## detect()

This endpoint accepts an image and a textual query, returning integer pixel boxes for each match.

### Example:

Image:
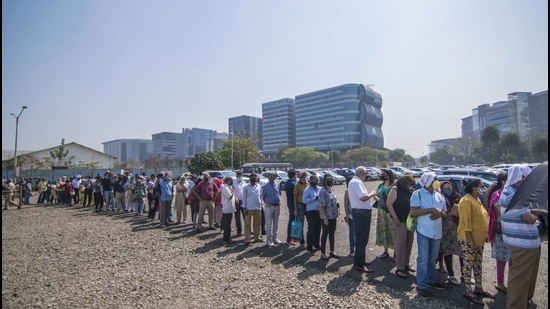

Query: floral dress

[375,183,395,249]
[490,190,512,262]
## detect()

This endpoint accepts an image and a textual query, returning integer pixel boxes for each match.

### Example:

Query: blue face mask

[443,188,453,197]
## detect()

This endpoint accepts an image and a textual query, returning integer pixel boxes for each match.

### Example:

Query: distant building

[176,128,228,160]
[294,83,384,152]
[461,90,548,138]
[261,98,296,158]
[103,139,152,164]
[428,138,459,153]
[152,132,178,158]
[228,115,263,149]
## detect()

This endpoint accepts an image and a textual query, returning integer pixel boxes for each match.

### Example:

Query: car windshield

[220,171,236,178]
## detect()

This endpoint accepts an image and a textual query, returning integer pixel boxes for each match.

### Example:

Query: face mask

[250,179,256,184]
[237,177,243,182]
[380,175,388,181]
[310,181,318,187]
[442,188,453,197]
[432,180,440,190]
[325,180,334,186]
[228,181,234,186]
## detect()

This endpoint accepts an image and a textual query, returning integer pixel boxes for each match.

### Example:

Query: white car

[261,170,289,190]
[321,171,346,185]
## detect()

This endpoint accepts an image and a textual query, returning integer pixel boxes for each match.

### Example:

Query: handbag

[406,212,417,232]
[290,218,303,240]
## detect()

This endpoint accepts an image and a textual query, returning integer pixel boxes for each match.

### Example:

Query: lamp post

[230,131,234,170]
[10,106,28,178]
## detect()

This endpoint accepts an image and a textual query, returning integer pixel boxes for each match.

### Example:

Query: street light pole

[230,131,234,170]
[10,106,28,178]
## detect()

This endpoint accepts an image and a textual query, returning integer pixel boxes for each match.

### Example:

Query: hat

[419,172,437,187]
[76,175,82,179]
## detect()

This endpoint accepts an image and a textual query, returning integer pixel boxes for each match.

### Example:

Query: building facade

[294,84,384,152]
[228,115,263,149]
[152,132,178,158]
[261,98,296,157]
[103,139,152,164]
[461,90,548,138]
[176,128,228,160]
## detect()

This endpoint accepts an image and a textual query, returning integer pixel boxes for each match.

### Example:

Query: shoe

[287,240,296,246]
[329,252,340,259]
[463,293,484,305]
[495,285,507,294]
[266,241,274,247]
[244,241,251,246]
[182,221,187,224]
[474,290,495,299]
[349,252,355,257]
[300,244,306,249]
[208,226,216,230]
[237,232,243,236]
[224,240,235,245]
[379,252,389,259]
[395,269,407,279]
[273,239,282,245]
[306,250,315,256]
[448,276,461,286]
[354,266,373,273]
[168,220,175,223]
[321,254,329,260]
[405,265,416,273]
[176,221,181,224]
[159,225,166,228]
[438,266,447,273]
[427,282,446,290]
[417,289,431,298]
[213,223,220,228]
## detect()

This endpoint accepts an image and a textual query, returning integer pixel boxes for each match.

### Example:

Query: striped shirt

[499,185,540,249]
[293,181,308,204]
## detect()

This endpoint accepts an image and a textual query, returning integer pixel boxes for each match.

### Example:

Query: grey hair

[355,166,367,175]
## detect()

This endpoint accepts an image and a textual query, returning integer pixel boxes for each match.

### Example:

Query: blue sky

[2,0,548,158]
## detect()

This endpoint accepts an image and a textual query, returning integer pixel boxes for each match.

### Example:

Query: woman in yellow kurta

[458,178,494,305]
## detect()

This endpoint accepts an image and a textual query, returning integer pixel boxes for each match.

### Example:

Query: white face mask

[237,177,243,182]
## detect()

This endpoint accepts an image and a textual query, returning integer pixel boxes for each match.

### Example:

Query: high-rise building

[152,132,178,158]
[461,90,548,138]
[176,128,228,160]
[261,98,296,157]
[228,115,263,149]
[294,84,383,152]
[103,139,152,164]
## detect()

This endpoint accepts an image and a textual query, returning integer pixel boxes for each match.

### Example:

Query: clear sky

[2,0,548,158]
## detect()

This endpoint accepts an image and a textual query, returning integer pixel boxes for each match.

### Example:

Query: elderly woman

[500,164,542,309]
[386,175,416,279]
[458,178,493,305]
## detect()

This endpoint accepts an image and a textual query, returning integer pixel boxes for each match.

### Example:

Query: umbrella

[505,161,548,213]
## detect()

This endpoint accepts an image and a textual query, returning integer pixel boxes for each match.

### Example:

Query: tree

[216,137,259,170]
[500,132,528,163]
[187,152,224,174]
[341,147,387,167]
[430,147,454,165]
[281,147,328,168]
[388,148,406,163]
[50,139,73,165]
[531,136,548,162]
[143,156,161,169]
[451,136,479,165]
[418,155,430,167]
[479,126,501,165]
[402,154,416,167]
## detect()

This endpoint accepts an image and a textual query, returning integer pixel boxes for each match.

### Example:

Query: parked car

[261,170,289,190]
[434,168,499,182]
[434,175,493,207]
[321,171,346,185]
[334,168,355,178]
[388,166,418,177]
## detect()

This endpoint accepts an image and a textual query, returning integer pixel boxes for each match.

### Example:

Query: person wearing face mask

[221,177,236,244]
[303,175,322,255]
[158,173,174,228]
[438,181,464,286]
[375,169,396,261]
[410,172,447,298]
[233,171,246,236]
[174,176,189,224]
[458,178,493,304]
[319,174,340,260]
[293,172,309,248]
[242,173,263,245]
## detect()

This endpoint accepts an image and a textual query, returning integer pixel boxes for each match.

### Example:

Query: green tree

[479,126,501,165]
[50,138,73,165]
[281,147,328,168]
[500,132,528,163]
[216,137,259,170]
[430,147,454,165]
[341,147,387,167]
[418,155,430,167]
[187,152,224,174]
[531,136,548,162]
[402,154,416,167]
[388,148,406,163]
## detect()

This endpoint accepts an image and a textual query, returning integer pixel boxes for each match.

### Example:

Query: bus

[240,162,294,174]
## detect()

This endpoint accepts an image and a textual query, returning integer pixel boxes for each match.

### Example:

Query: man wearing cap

[410,172,447,298]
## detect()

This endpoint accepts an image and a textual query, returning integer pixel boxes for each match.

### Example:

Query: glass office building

[261,98,296,157]
[228,115,263,149]
[103,139,152,163]
[294,84,384,152]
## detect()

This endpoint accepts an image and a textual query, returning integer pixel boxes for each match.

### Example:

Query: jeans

[104,190,114,210]
[353,209,372,267]
[286,205,296,242]
[416,231,442,290]
[348,217,356,254]
[135,199,144,214]
[296,203,307,244]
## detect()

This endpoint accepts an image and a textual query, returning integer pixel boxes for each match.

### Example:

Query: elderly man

[243,173,263,245]
[193,172,218,232]
[262,172,281,247]
[410,172,447,298]
[348,166,378,273]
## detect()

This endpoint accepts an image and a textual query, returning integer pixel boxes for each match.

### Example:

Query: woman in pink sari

[486,172,511,294]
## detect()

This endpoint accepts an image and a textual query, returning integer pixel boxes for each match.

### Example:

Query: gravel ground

[2,187,547,309]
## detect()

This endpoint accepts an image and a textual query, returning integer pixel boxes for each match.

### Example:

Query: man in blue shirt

[261,172,281,247]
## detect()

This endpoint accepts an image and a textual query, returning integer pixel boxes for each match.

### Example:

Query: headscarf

[419,172,437,188]
[505,164,531,187]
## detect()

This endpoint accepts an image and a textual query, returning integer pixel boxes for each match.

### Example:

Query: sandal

[463,293,484,305]
[395,269,408,279]
[379,252,389,259]
[405,265,416,272]
[474,290,496,299]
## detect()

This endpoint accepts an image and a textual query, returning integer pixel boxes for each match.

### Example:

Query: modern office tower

[461,90,548,138]
[428,138,459,154]
[152,132,178,158]
[261,98,296,158]
[103,139,153,164]
[294,83,384,152]
[176,128,228,160]
[228,115,263,149]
